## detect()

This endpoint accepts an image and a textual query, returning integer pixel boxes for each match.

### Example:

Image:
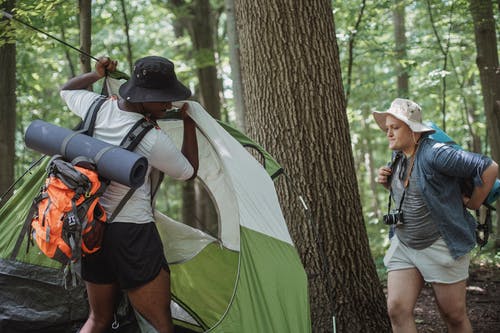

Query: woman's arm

[180,103,199,180]
[60,57,116,91]
[465,161,498,209]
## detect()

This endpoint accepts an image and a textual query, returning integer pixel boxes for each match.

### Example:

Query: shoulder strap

[119,118,156,150]
[80,96,107,136]
[107,118,156,223]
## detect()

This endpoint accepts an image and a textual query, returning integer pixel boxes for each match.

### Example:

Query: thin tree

[235,0,390,331]
[119,0,133,74]
[167,0,221,119]
[469,0,500,248]
[426,0,454,132]
[0,0,16,203]
[344,0,366,106]
[393,0,408,98]
[78,0,92,76]
[225,0,245,130]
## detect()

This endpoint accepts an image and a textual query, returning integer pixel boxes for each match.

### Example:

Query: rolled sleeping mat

[25,120,148,189]
[426,121,500,205]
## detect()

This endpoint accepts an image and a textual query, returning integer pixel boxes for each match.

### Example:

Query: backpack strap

[119,118,156,150]
[80,96,107,136]
[10,203,37,260]
[107,118,157,223]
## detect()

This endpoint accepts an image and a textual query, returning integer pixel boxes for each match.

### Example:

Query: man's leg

[432,280,472,333]
[387,268,425,333]
[80,282,119,333]
[127,269,174,333]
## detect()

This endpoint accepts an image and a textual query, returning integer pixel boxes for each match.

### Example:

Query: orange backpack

[29,157,107,265]
[13,96,156,286]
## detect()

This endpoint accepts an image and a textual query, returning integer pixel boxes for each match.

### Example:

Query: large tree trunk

[0,0,16,203]
[469,0,500,249]
[235,0,390,332]
[393,0,409,97]
[79,0,92,75]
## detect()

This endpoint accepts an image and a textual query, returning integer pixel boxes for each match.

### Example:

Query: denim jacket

[409,136,493,259]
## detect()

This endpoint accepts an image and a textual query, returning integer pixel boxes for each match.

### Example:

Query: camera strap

[387,152,416,216]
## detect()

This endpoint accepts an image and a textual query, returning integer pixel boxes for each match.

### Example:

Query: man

[60,56,198,333]
[373,98,498,333]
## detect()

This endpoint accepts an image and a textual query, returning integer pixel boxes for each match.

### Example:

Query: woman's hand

[95,57,118,78]
[179,103,190,120]
[377,166,392,189]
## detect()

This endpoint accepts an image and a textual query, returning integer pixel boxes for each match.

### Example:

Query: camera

[383,209,404,225]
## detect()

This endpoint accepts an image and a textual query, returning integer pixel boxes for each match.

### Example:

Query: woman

[60,56,198,333]
[373,98,498,333]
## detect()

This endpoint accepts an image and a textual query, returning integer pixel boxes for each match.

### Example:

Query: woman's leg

[386,268,425,333]
[127,269,174,333]
[80,281,119,333]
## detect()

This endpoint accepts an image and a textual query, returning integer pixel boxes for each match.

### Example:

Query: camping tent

[0,101,311,332]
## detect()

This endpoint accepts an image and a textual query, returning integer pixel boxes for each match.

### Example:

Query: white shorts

[384,235,470,284]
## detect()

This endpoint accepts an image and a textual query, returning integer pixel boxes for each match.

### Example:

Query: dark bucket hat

[119,56,191,103]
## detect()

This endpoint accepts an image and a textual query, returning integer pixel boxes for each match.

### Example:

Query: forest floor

[405,263,500,333]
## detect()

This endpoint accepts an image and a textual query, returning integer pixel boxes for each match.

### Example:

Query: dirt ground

[412,264,500,333]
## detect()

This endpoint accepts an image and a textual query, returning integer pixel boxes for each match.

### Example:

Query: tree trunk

[168,0,222,232]
[0,0,16,203]
[225,0,246,130]
[469,0,500,249]
[235,0,390,332]
[79,0,92,75]
[393,0,409,97]
[190,0,221,119]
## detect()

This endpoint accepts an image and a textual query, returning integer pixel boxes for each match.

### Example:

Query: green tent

[0,100,311,332]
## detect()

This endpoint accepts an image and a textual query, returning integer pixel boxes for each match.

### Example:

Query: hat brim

[372,111,435,134]
[119,80,191,103]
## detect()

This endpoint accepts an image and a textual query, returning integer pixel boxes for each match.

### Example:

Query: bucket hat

[119,56,191,103]
[372,98,435,133]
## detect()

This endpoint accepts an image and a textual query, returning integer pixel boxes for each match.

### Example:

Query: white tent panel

[175,101,293,246]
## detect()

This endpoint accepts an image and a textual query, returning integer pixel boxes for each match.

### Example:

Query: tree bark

[469,0,500,249]
[235,0,390,331]
[393,0,409,98]
[79,0,92,75]
[0,0,16,203]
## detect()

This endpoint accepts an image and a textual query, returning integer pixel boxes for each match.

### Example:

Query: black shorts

[82,222,169,290]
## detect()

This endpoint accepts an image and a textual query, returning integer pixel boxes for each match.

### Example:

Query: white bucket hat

[372,98,435,133]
